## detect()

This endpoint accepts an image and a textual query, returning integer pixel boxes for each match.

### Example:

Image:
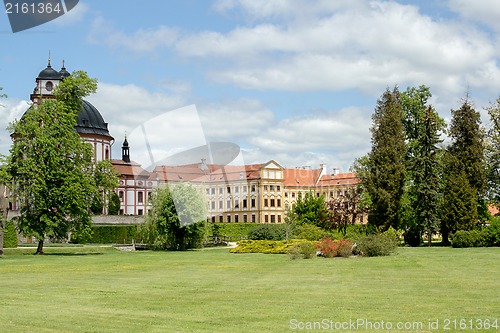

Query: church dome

[37,63,61,80]
[75,100,113,139]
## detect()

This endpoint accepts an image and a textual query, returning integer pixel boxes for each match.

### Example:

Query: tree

[412,106,445,246]
[290,191,329,228]
[108,192,121,215]
[363,87,406,231]
[400,86,445,246]
[441,99,486,243]
[7,71,99,254]
[485,97,500,204]
[140,183,208,251]
[326,187,365,237]
[92,160,119,215]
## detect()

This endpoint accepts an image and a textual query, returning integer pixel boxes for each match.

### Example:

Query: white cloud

[448,0,500,31]
[51,1,88,26]
[0,99,30,156]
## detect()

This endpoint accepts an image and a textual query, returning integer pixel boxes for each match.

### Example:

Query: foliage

[290,191,329,227]
[326,187,366,236]
[230,239,314,254]
[108,192,121,215]
[485,97,500,203]
[487,217,500,246]
[442,100,487,244]
[7,71,99,254]
[139,183,208,250]
[293,224,336,241]
[287,241,317,259]
[209,223,258,238]
[3,219,18,248]
[343,224,369,243]
[71,225,138,244]
[451,229,489,248]
[358,233,398,257]
[93,160,120,215]
[247,223,286,241]
[316,238,353,258]
[441,154,479,244]
[401,86,445,246]
[362,87,406,231]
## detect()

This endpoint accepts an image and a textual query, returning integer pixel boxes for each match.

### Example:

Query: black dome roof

[37,63,61,80]
[75,100,113,139]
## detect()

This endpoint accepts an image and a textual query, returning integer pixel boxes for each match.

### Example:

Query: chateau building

[15,60,362,223]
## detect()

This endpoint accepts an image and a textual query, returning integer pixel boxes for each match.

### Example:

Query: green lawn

[0,246,499,333]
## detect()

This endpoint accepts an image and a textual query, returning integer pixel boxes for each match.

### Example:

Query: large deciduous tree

[485,97,500,205]
[363,87,406,231]
[140,183,208,251]
[7,71,100,254]
[326,187,365,237]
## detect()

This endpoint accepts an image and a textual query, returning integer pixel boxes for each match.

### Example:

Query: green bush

[210,223,258,238]
[287,242,317,259]
[247,224,286,241]
[344,224,368,243]
[3,219,18,248]
[451,229,489,248]
[487,218,500,246]
[230,239,314,254]
[72,225,138,244]
[293,224,335,241]
[358,234,398,257]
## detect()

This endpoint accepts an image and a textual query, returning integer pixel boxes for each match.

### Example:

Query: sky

[1,0,500,173]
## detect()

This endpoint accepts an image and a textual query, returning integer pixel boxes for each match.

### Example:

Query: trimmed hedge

[72,225,138,244]
[247,224,287,241]
[210,223,258,238]
[3,219,18,248]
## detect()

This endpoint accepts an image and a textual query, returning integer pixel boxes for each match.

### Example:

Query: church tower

[122,137,130,163]
[30,57,64,104]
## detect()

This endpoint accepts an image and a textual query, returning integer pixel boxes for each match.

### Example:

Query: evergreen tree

[7,71,99,254]
[442,100,486,243]
[400,86,445,246]
[364,87,406,231]
[413,106,445,246]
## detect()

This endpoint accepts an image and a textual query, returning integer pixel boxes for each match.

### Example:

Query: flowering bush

[315,238,353,258]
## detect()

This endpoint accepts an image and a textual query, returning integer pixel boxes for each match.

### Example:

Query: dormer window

[45,81,53,92]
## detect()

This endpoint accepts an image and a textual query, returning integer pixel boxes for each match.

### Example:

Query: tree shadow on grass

[42,252,105,256]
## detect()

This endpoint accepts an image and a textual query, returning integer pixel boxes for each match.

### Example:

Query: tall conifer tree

[441,100,486,243]
[365,87,406,231]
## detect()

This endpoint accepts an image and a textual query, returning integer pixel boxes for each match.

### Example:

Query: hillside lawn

[0,246,499,333]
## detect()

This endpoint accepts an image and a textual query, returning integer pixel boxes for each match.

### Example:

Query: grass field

[0,246,499,333]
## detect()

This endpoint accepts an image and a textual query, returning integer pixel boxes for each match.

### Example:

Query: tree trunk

[35,239,44,255]
[427,232,432,247]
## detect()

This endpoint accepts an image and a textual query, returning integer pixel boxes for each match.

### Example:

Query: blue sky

[1,0,500,172]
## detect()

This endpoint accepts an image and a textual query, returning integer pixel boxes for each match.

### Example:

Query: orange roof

[111,159,149,179]
[283,168,322,187]
[488,204,499,216]
[149,163,264,183]
[318,172,360,186]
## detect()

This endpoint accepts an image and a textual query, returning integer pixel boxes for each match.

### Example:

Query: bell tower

[30,54,66,104]
[122,136,130,163]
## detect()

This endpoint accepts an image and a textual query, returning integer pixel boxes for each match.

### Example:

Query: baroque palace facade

[16,60,361,224]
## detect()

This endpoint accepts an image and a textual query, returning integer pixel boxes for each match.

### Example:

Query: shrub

[293,224,334,241]
[72,225,138,244]
[358,234,398,257]
[451,229,489,248]
[316,238,353,258]
[487,218,500,246]
[344,224,368,243]
[247,224,286,241]
[210,223,258,238]
[287,241,317,260]
[230,239,314,254]
[3,219,18,248]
